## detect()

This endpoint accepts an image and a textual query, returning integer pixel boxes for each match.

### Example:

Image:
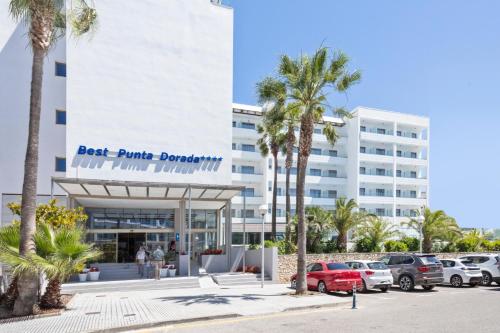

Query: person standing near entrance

[152,246,165,280]
[136,246,146,277]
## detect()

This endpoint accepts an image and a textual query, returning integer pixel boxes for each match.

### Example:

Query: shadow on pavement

[388,286,438,293]
[154,293,286,305]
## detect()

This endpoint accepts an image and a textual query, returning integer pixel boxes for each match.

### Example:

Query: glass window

[306,263,315,272]
[242,209,254,218]
[418,255,440,264]
[309,189,321,198]
[367,262,388,270]
[328,150,338,157]
[55,157,66,172]
[241,188,255,197]
[232,143,237,150]
[276,188,282,196]
[232,121,236,127]
[411,152,417,158]
[376,148,386,155]
[375,208,385,216]
[396,169,402,177]
[410,191,417,198]
[359,188,365,196]
[326,263,350,270]
[411,132,417,139]
[313,128,322,134]
[396,190,401,197]
[376,189,385,196]
[388,256,402,265]
[309,168,321,176]
[241,166,255,174]
[410,171,417,178]
[241,122,255,129]
[376,168,385,176]
[289,188,296,196]
[242,144,255,152]
[397,130,402,136]
[293,147,298,153]
[360,126,366,132]
[290,167,297,175]
[55,110,66,125]
[232,165,236,172]
[397,150,402,157]
[401,256,414,264]
[396,208,401,216]
[311,263,323,271]
[327,190,337,198]
[359,167,366,175]
[311,148,322,155]
[377,128,386,134]
[328,170,338,177]
[88,233,116,263]
[360,146,366,153]
[55,62,66,77]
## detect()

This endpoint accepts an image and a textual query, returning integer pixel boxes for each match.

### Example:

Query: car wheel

[290,279,297,289]
[317,281,327,294]
[422,285,435,291]
[450,275,463,288]
[399,275,415,292]
[358,280,367,293]
[380,286,389,293]
[481,271,492,286]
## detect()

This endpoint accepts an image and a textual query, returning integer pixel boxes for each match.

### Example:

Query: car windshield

[327,263,349,270]
[418,255,440,264]
[367,262,387,270]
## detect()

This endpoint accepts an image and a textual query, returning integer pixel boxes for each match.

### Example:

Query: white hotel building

[0,0,428,266]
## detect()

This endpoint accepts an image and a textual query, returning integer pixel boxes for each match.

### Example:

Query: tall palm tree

[262,47,360,295]
[0,224,101,309]
[332,197,367,252]
[404,207,461,253]
[355,216,400,252]
[7,0,97,315]
[257,108,286,241]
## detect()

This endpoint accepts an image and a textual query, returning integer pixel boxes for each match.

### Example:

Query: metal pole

[352,284,357,309]
[261,212,265,288]
[188,186,192,277]
[419,223,423,254]
[50,179,54,200]
[243,188,246,273]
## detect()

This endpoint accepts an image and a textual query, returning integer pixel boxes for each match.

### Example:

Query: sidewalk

[0,283,350,333]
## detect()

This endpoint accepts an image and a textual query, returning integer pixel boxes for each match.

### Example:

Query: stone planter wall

[277,252,499,283]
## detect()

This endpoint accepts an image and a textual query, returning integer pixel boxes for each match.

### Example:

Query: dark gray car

[379,254,444,291]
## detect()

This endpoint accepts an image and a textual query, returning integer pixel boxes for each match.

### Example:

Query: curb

[283,300,351,312]
[88,314,241,333]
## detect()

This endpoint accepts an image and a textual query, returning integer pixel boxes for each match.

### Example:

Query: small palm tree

[404,207,461,253]
[262,47,360,295]
[304,206,333,252]
[355,216,400,252]
[8,0,98,315]
[257,108,286,241]
[332,197,368,252]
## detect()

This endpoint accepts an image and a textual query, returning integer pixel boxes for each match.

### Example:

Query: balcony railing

[361,127,394,135]
[360,190,393,197]
[360,148,394,156]
[360,169,394,177]
[361,209,393,217]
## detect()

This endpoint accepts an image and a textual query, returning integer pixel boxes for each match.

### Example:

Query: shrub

[323,240,337,253]
[455,238,479,252]
[401,237,419,252]
[384,240,408,252]
[248,243,260,250]
[355,237,375,253]
[441,242,458,253]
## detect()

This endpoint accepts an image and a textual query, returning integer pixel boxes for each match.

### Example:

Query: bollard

[351,283,357,309]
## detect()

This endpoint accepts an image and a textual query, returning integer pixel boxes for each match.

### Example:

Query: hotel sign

[77,145,223,164]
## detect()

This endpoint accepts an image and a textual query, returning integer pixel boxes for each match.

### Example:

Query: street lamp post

[417,214,425,253]
[259,204,268,289]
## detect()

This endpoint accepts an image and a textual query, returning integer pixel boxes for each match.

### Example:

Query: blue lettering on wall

[76,145,222,164]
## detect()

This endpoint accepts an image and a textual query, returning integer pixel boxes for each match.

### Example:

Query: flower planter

[78,273,88,282]
[160,268,169,278]
[168,268,176,277]
[88,271,100,281]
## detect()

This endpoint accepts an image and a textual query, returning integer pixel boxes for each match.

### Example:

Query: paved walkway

[0,284,349,333]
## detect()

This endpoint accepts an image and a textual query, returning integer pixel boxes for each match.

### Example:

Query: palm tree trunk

[40,278,63,309]
[0,276,19,309]
[336,230,347,253]
[295,114,313,295]
[284,125,294,242]
[14,45,45,316]
[271,149,278,241]
[423,236,432,253]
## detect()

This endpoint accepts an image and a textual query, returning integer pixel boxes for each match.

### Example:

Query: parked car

[290,261,362,294]
[379,254,444,291]
[458,254,500,286]
[345,260,393,292]
[439,259,482,287]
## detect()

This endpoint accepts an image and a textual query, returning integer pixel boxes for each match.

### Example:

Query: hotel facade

[0,0,429,266]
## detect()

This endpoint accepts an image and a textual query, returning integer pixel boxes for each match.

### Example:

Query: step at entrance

[211,273,273,286]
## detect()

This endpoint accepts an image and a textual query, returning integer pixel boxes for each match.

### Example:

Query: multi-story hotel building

[0,0,429,266]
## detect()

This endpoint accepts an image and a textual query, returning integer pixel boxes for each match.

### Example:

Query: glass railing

[397,152,425,159]
[360,190,393,197]
[397,171,420,178]
[397,131,424,139]
[362,209,393,217]
[361,148,394,156]
[361,127,394,135]
[360,169,394,177]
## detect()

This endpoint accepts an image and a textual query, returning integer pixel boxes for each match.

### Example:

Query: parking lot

[141,285,500,333]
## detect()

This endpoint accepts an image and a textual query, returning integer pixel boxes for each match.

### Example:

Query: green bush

[323,240,337,253]
[481,240,500,252]
[262,240,297,254]
[455,238,478,252]
[401,237,419,252]
[355,237,375,252]
[384,240,409,252]
[248,243,260,250]
[441,242,458,253]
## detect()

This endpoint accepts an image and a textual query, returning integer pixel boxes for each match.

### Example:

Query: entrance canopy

[52,177,245,209]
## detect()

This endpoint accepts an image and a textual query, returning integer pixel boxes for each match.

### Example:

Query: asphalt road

[137,285,500,333]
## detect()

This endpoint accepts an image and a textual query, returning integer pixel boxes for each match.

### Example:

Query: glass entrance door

[117,233,146,263]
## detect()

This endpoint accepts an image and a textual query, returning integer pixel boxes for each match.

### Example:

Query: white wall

[66,0,233,185]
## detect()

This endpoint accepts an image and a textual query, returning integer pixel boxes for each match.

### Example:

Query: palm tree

[404,207,461,253]
[304,206,333,252]
[332,197,367,252]
[7,0,97,315]
[257,108,286,241]
[355,216,400,252]
[263,47,360,295]
[0,224,101,309]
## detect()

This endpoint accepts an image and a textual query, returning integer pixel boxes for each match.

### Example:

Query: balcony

[394,131,427,146]
[361,209,393,217]
[231,172,263,183]
[231,196,265,205]
[359,149,393,163]
[396,154,427,166]
[276,173,347,185]
[360,130,396,144]
[395,196,427,206]
[276,195,338,206]
[232,126,259,139]
[359,191,393,204]
[232,149,261,161]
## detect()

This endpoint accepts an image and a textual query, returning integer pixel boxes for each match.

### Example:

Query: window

[309,168,321,176]
[232,121,236,127]
[306,263,315,272]
[327,190,337,198]
[232,165,236,172]
[328,150,338,157]
[231,209,236,218]
[396,190,401,197]
[376,148,386,155]
[55,157,66,172]
[377,128,386,134]
[397,150,402,157]
[242,209,254,218]
[360,126,366,132]
[376,188,385,196]
[290,167,297,175]
[328,170,338,177]
[359,167,366,175]
[418,255,440,264]
[410,152,417,158]
[367,262,387,270]
[276,188,282,196]
[289,188,296,196]
[232,143,237,150]
[268,181,272,191]
[410,171,417,178]
[376,168,385,176]
[411,132,417,139]
[360,146,366,153]
[313,128,322,134]
[241,166,255,174]
[311,263,323,271]
[241,188,255,197]
[380,256,390,265]
[309,189,321,198]
[242,144,255,152]
[401,256,414,265]
[55,110,66,125]
[388,256,402,265]
[311,148,322,155]
[375,208,385,216]
[410,190,417,198]
[397,130,402,136]
[359,188,365,196]
[396,209,401,216]
[55,62,66,77]
[241,122,255,130]
[396,169,402,177]
[326,263,350,270]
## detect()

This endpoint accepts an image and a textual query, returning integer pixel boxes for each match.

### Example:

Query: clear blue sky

[225,0,500,229]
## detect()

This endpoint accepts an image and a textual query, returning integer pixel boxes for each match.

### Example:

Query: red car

[291,261,362,293]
